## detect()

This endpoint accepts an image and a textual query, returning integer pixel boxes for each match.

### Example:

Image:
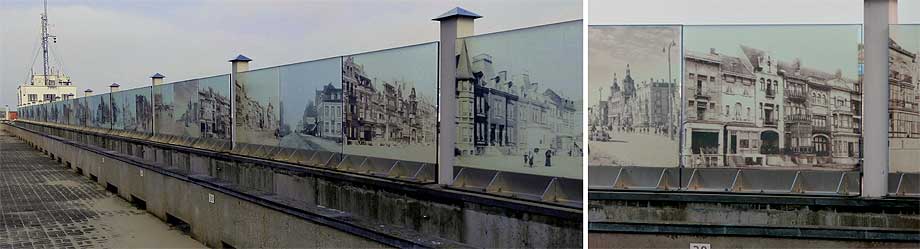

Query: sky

[588,26,680,104]
[0,0,582,108]
[684,25,861,79]
[589,0,920,25]
[349,42,439,104]
[892,24,920,55]
[279,57,341,127]
[464,20,583,101]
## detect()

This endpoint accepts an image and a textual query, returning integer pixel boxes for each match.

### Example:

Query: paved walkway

[0,128,204,248]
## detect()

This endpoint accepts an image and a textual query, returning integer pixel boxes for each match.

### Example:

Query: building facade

[17,74,78,107]
[315,83,343,141]
[342,56,434,147]
[683,45,862,169]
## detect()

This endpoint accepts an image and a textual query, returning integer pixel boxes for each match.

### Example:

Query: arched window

[814,136,829,154]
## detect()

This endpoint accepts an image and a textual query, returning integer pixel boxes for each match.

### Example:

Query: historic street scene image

[889,24,920,173]
[198,76,231,140]
[683,25,862,169]
[454,21,583,179]
[588,26,680,168]
[154,84,175,135]
[235,69,281,146]
[343,43,438,163]
[89,95,109,128]
[128,88,154,133]
[279,58,344,152]
[173,80,201,138]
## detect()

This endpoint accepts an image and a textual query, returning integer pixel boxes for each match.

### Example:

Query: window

[28,94,38,102]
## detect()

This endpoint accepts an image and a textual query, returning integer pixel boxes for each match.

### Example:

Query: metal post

[862,0,896,197]
[434,7,480,185]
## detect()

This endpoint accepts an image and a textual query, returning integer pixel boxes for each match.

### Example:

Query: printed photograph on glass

[122,87,153,133]
[588,26,680,168]
[889,24,920,173]
[234,68,281,146]
[198,75,231,140]
[279,58,343,152]
[683,25,862,169]
[154,83,175,135]
[455,21,583,179]
[343,43,438,163]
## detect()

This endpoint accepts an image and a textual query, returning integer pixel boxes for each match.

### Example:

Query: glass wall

[154,80,200,137]
[588,25,681,168]
[455,21,583,179]
[889,24,920,173]
[682,25,862,169]
[234,67,281,146]
[198,75,231,140]
[342,42,439,164]
[278,57,344,152]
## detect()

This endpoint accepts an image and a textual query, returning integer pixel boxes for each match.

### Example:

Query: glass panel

[456,21,583,179]
[154,82,174,135]
[343,42,439,163]
[87,95,103,128]
[112,90,126,130]
[279,58,344,152]
[683,25,862,170]
[198,75,231,140]
[889,24,920,173]
[122,87,153,133]
[76,97,88,127]
[234,67,281,146]
[588,25,681,168]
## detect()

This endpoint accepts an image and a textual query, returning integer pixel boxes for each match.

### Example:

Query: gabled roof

[456,40,475,80]
[739,45,765,71]
[432,7,482,21]
[719,55,754,78]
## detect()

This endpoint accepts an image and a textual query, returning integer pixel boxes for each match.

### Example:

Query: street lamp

[664,39,677,140]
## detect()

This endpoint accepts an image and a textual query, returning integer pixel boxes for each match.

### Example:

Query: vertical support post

[434,7,480,185]
[150,73,164,134]
[862,0,896,197]
[229,54,252,150]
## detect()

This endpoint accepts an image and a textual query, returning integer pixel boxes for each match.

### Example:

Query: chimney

[710,48,717,55]
[151,73,165,86]
[109,83,120,93]
[229,54,252,73]
[83,89,93,97]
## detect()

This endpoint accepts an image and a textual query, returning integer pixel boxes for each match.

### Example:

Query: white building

[17,74,77,107]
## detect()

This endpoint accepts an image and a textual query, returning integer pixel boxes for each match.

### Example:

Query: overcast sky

[0,0,582,108]
[588,26,679,105]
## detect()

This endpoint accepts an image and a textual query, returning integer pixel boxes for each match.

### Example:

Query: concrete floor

[0,129,204,248]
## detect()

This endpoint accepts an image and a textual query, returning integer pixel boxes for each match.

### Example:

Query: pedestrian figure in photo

[523,153,529,167]
[545,149,552,167]
[529,148,537,168]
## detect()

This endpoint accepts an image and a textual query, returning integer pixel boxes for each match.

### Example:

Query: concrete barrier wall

[4,123,581,248]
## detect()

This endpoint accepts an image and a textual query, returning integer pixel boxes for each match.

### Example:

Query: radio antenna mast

[40,0,57,86]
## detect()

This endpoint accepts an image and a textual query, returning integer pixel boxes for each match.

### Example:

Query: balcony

[786,89,807,102]
[889,99,918,112]
[813,125,831,135]
[693,89,710,100]
[764,119,778,127]
[890,74,915,89]
[786,113,811,123]
[765,88,776,99]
